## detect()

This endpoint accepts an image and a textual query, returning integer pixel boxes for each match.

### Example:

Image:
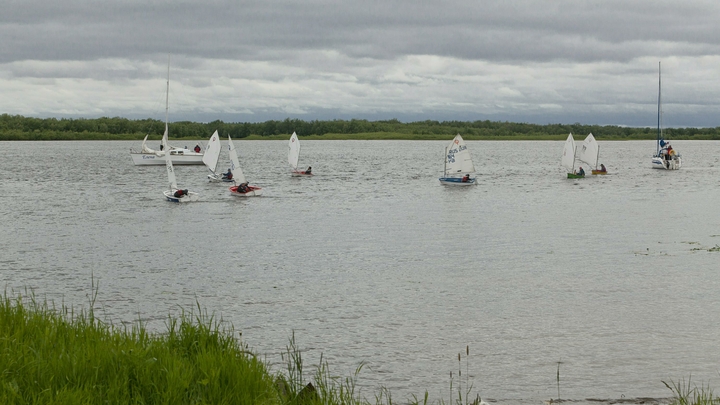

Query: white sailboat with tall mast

[651,61,681,170]
[227,135,263,197]
[439,134,476,185]
[160,61,198,202]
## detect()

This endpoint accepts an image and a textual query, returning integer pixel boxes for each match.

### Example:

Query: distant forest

[2,113,720,141]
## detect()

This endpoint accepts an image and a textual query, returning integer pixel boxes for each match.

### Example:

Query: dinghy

[159,61,198,202]
[203,130,233,182]
[578,133,606,175]
[288,132,312,176]
[439,134,476,185]
[562,133,584,178]
[227,135,263,197]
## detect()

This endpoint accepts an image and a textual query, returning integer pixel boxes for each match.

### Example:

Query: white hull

[131,152,204,166]
[207,173,235,182]
[651,155,682,170]
[163,190,199,202]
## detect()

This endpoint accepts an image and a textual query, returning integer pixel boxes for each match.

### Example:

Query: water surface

[2,139,720,404]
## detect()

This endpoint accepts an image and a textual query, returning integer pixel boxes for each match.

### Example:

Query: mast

[444,146,448,176]
[165,56,170,129]
[657,62,662,155]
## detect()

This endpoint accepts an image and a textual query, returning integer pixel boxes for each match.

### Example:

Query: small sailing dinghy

[439,134,476,185]
[163,126,199,202]
[562,133,584,178]
[578,133,606,175]
[288,132,312,176]
[651,62,682,170]
[227,135,263,197]
[158,62,198,202]
[203,130,233,182]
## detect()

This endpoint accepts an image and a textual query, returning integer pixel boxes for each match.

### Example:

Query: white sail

[162,124,178,190]
[444,134,475,176]
[578,133,599,169]
[227,135,247,185]
[561,133,576,173]
[202,130,222,173]
[288,132,300,170]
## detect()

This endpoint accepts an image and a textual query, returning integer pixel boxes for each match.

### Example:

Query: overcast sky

[2,0,720,126]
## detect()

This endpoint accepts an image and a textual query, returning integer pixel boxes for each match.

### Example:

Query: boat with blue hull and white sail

[651,62,681,170]
[439,134,476,185]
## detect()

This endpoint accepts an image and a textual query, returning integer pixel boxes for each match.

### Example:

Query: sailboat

[160,63,198,202]
[578,133,606,175]
[163,128,199,202]
[288,132,312,176]
[227,135,263,197]
[651,61,682,170]
[562,133,584,178]
[439,134,476,185]
[203,130,232,182]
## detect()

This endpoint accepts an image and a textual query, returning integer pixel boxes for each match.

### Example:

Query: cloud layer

[2,0,720,126]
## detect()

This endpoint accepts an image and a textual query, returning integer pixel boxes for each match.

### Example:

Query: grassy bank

[0,289,430,405]
[1,288,711,405]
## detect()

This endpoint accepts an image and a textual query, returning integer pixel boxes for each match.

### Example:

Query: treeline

[2,113,720,140]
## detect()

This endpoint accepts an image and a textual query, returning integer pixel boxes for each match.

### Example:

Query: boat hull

[591,170,607,175]
[567,173,585,179]
[207,173,235,183]
[651,156,682,170]
[439,177,476,185]
[131,152,204,166]
[163,190,199,203]
[291,170,313,177]
[229,185,263,197]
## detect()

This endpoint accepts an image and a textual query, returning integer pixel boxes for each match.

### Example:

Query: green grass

[0,288,457,405]
[0,289,279,404]
[663,378,720,405]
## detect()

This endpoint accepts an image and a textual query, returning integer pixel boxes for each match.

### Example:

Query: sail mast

[165,56,170,129]
[657,61,661,155]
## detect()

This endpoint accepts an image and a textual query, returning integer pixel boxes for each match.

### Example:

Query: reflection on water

[2,139,720,404]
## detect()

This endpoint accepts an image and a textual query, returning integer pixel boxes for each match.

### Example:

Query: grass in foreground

[0,287,493,404]
[0,290,279,404]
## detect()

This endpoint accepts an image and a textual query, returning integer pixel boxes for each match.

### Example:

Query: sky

[2,0,720,127]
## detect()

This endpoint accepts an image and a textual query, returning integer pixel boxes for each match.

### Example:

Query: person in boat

[222,168,233,180]
[173,189,188,198]
[305,166,312,174]
[599,163,607,172]
[237,182,249,193]
[194,144,201,153]
[159,144,164,151]
[461,174,470,182]
[577,166,585,176]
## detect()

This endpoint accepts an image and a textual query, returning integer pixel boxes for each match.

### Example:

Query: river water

[2,139,720,405]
